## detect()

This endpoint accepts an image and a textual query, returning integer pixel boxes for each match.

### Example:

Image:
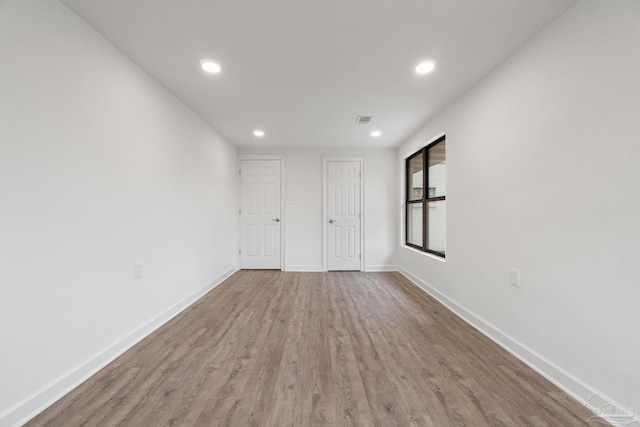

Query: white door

[240,160,281,269]
[327,161,361,271]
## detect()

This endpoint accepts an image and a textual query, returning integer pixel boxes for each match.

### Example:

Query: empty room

[1,0,638,426]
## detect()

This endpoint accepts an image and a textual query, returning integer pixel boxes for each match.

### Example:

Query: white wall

[0,1,238,425]
[398,0,640,418]
[238,148,397,272]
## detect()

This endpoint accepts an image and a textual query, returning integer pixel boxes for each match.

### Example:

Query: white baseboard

[285,265,323,272]
[1,266,239,427]
[397,266,639,427]
[285,265,398,272]
[6,266,635,427]
[365,265,397,272]
[285,266,398,272]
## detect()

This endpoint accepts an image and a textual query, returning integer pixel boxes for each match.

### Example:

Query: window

[405,135,446,257]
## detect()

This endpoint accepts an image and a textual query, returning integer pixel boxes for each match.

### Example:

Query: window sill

[401,245,446,262]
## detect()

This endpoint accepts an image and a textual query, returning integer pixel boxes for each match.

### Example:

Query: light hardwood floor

[27,271,605,426]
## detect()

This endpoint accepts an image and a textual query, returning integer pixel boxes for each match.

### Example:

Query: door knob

[274,218,280,222]
[329,219,336,223]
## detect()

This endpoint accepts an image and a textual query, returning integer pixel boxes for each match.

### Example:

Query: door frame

[322,156,365,271]
[238,154,286,271]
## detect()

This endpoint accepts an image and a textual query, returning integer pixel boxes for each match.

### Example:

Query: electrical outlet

[134,263,142,280]
[510,268,520,288]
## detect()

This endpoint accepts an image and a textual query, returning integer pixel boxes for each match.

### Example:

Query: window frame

[405,134,446,258]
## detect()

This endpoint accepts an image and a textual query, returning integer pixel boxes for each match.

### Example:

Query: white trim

[237,155,287,271]
[285,265,324,272]
[396,266,639,427]
[238,154,285,161]
[1,266,238,427]
[365,265,398,272]
[322,156,365,272]
[269,265,396,272]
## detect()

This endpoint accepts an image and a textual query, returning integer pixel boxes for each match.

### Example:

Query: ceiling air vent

[355,115,373,124]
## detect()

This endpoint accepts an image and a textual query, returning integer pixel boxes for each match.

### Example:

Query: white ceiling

[60,0,578,149]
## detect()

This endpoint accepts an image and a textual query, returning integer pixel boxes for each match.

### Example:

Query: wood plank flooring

[27,271,606,426]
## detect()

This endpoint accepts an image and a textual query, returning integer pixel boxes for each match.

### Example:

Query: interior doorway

[239,158,284,269]
[323,157,364,271]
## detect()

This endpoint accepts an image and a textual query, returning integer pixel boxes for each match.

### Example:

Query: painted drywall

[0,1,238,425]
[397,0,640,417]
[238,148,398,271]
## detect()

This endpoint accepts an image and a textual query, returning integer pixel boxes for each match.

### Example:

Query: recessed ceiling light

[415,60,436,74]
[371,131,382,137]
[253,130,265,137]
[201,59,221,74]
